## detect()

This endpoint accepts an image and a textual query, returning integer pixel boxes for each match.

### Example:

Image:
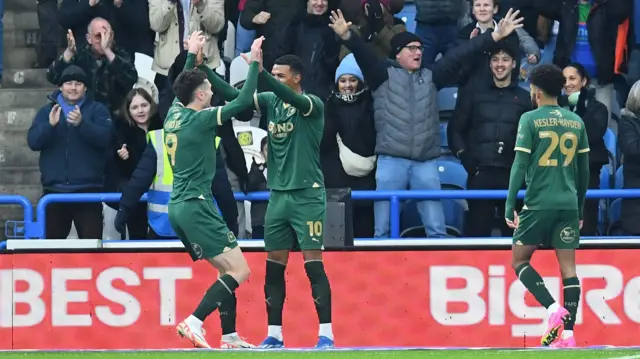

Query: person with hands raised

[328,8,523,240]
[47,17,138,114]
[49,104,62,127]
[209,38,335,348]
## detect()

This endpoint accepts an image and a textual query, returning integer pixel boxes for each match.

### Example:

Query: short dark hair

[489,41,517,60]
[529,64,566,98]
[173,69,207,105]
[274,54,304,76]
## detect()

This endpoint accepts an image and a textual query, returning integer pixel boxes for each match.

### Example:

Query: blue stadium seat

[438,87,458,112]
[438,159,467,236]
[615,165,624,189]
[441,187,465,237]
[600,164,612,189]
[400,160,467,238]
[440,122,450,154]
[399,199,423,238]
[608,198,623,235]
[604,128,617,167]
[397,3,417,33]
[399,197,465,238]
[438,158,467,189]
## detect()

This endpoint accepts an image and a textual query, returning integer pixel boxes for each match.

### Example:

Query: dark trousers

[581,170,601,236]
[252,225,264,240]
[212,167,239,237]
[155,74,168,97]
[127,203,150,239]
[465,168,513,237]
[44,188,103,239]
[353,203,374,238]
[414,22,459,65]
[36,0,60,66]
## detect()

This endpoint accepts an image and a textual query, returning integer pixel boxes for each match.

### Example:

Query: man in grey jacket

[329,8,523,238]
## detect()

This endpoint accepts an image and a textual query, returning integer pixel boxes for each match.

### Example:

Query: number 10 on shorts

[307,221,323,236]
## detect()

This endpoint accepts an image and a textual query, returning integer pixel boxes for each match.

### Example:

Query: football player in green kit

[166,31,263,349]
[206,53,333,348]
[505,64,590,348]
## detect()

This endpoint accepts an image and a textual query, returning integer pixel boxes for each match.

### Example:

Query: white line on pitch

[607,355,640,359]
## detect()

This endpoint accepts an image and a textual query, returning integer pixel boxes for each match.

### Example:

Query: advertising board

[0,250,638,349]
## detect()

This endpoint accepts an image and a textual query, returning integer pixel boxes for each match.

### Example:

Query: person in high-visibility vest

[114,132,236,238]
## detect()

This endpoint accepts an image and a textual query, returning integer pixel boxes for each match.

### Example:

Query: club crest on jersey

[268,121,294,139]
[560,227,576,243]
[286,106,297,116]
[192,243,203,258]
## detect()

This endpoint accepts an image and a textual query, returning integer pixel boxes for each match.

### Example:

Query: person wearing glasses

[329,8,524,239]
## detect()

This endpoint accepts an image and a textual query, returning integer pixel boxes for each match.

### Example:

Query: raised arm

[197,63,241,101]
[199,37,265,127]
[431,8,524,89]
[202,61,260,127]
[330,10,389,91]
[221,64,259,120]
[170,35,200,105]
[258,70,320,117]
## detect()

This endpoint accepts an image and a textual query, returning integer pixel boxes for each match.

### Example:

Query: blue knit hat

[335,54,364,84]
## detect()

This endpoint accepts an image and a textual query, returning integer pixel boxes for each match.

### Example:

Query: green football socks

[219,293,237,335]
[193,274,239,321]
[563,277,581,330]
[304,260,332,324]
[514,263,556,308]
[265,259,287,326]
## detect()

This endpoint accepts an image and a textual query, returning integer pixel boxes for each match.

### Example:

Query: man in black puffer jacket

[448,42,532,237]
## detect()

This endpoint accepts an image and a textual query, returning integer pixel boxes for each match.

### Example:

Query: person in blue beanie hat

[321,53,376,238]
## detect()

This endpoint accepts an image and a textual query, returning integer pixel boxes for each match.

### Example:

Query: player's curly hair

[173,69,207,105]
[529,64,565,98]
[274,55,304,76]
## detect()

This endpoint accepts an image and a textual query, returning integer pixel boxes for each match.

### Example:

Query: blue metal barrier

[0,195,35,248]
[30,189,640,240]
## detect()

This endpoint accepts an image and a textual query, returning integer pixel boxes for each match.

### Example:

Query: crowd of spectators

[14,0,639,240]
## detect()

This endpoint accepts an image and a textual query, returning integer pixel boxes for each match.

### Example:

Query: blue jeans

[235,14,256,57]
[374,156,447,238]
[414,22,458,65]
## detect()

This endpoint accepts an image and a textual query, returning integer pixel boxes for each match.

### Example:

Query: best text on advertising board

[0,250,638,349]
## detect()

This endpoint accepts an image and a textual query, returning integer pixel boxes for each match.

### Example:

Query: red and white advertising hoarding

[0,250,638,349]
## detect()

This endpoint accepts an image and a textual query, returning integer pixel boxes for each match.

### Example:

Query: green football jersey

[163,60,260,203]
[514,105,590,210]
[255,92,325,191]
[164,104,222,203]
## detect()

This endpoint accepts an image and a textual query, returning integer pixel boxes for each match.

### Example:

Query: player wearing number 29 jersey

[513,106,589,211]
[505,64,590,350]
